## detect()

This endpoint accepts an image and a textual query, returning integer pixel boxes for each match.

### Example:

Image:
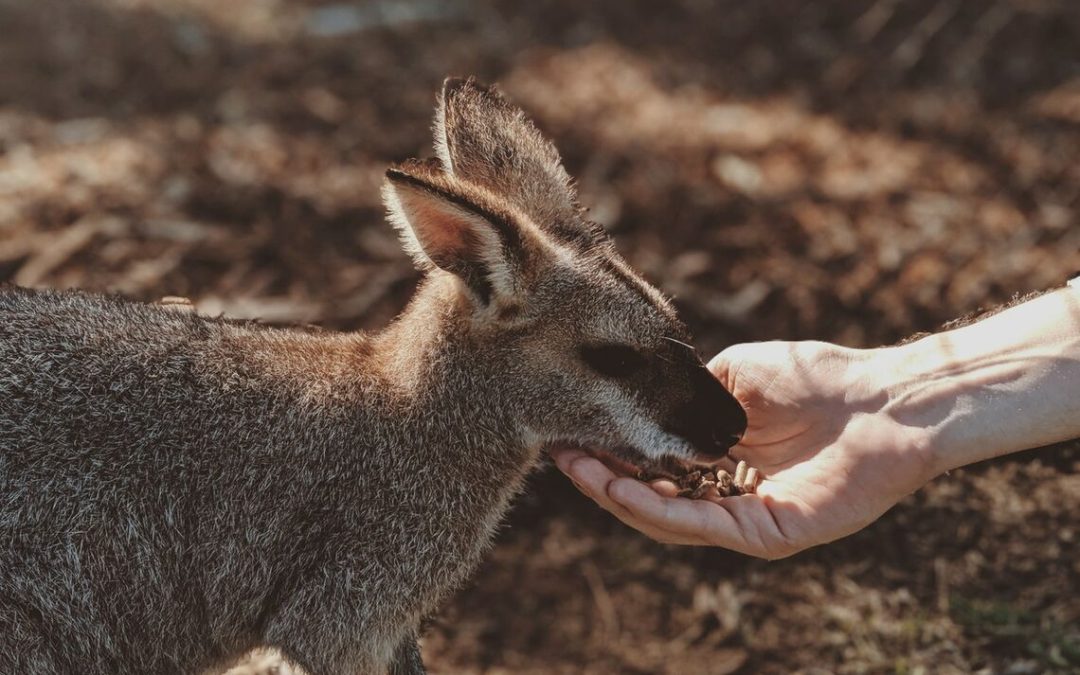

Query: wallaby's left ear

[435,78,580,234]
[382,163,536,306]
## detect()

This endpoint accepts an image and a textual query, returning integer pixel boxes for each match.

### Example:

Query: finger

[706,342,761,391]
[607,510,704,546]
[564,456,644,522]
[565,458,708,545]
[550,447,589,473]
[707,342,767,378]
[608,478,789,557]
[706,351,732,386]
[647,479,679,497]
[625,479,717,543]
[604,479,717,545]
[550,449,592,493]
[563,455,617,496]
[704,492,802,559]
[609,478,736,539]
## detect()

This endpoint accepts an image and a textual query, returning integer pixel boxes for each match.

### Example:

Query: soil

[2,1,1078,673]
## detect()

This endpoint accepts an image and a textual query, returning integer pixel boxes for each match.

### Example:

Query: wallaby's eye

[580,344,647,378]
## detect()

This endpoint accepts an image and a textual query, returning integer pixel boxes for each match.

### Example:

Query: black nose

[665,363,747,461]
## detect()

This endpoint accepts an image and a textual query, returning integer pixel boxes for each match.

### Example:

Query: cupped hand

[552,341,937,559]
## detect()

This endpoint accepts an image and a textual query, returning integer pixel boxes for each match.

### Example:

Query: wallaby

[0,78,748,675]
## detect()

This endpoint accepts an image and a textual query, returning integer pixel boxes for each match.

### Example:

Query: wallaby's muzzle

[665,361,748,462]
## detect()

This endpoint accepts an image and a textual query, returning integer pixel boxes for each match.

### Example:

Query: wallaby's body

[0,80,746,674]
[1,285,523,674]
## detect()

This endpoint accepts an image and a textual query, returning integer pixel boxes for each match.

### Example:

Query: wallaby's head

[382,78,746,471]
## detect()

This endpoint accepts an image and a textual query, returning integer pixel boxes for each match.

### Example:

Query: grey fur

[0,79,746,674]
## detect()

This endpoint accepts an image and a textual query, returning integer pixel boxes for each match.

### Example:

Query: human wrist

[872,336,993,476]
[840,344,940,481]
[874,287,1080,476]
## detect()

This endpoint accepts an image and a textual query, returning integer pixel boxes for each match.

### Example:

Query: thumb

[708,341,787,389]
[707,343,754,389]
[706,350,732,382]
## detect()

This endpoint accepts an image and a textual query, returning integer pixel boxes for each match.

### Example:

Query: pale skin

[553,284,1080,559]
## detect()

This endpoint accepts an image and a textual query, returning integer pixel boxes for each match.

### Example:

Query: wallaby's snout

[664,355,747,462]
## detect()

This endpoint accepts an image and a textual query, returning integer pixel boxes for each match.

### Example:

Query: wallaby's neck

[367,274,537,476]
[219,275,540,622]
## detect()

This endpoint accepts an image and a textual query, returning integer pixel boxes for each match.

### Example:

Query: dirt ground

[2,1,1078,673]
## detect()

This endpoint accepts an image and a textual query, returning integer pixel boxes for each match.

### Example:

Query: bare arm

[880,285,1080,474]
[553,283,1080,558]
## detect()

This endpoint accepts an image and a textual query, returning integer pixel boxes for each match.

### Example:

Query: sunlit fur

[0,79,736,675]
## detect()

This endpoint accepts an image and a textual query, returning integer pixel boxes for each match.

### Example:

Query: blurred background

[1,0,1078,672]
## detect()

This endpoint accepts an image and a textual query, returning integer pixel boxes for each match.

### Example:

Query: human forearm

[874,286,1080,476]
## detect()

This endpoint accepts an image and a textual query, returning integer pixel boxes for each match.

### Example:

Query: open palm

[553,341,936,559]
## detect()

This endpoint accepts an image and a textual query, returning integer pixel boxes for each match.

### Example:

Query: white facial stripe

[525,377,691,462]
[604,386,693,461]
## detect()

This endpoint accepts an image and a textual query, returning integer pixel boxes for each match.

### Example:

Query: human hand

[552,341,938,559]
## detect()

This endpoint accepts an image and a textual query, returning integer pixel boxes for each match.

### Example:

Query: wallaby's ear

[382,162,534,306]
[435,78,583,238]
